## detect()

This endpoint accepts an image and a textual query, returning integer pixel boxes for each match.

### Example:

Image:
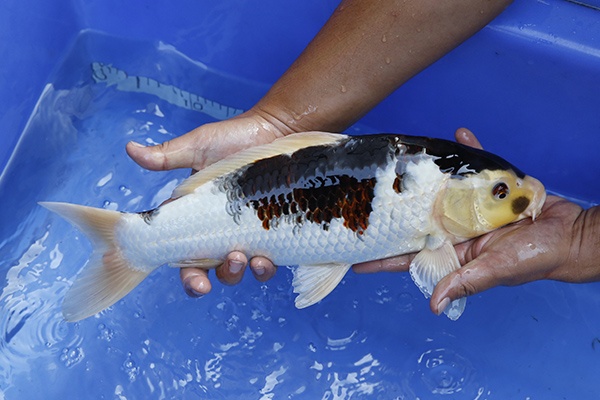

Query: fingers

[215,252,277,284]
[126,113,283,173]
[249,256,277,282]
[181,252,278,299]
[454,127,483,150]
[180,267,212,297]
[180,252,248,298]
[429,254,504,315]
[215,251,249,286]
[430,269,476,316]
[352,254,414,273]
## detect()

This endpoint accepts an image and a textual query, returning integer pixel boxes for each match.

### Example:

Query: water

[1,31,600,399]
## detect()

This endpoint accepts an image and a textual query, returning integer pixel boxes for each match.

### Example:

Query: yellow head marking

[438,169,546,239]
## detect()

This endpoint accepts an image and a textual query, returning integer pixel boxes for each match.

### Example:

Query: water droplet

[375,286,389,296]
[96,172,113,188]
[385,57,391,65]
[119,185,132,196]
[102,200,118,210]
[381,34,387,43]
[145,137,159,146]
[97,323,114,341]
[122,353,140,382]
[60,346,84,368]
[396,292,415,313]
[375,285,392,304]
[340,85,347,93]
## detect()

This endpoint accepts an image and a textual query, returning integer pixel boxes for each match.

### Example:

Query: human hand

[127,110,286,296]
[354,128,593,316]
[125,0,516,301]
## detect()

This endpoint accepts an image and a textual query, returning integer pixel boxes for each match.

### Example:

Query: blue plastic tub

[1,0,599,398]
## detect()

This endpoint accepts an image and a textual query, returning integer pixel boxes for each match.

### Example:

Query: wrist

[565,205,600,282]
[250,87,366,135]
[243,105,302,137]
[249,97,343,137]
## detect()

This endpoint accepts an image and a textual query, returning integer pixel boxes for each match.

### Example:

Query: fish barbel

[41,132,546,322]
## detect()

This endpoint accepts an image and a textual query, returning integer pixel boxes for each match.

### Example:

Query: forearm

[126,1,513,174]
[254,0,513,134]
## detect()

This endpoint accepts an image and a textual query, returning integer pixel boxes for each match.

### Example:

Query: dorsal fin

[171,131,345,198]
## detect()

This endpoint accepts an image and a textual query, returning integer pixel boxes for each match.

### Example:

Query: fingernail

[228,260,244,274]
[253,266,265,276]
[129,141,146,148]
[184,282,204,298]
[436,297,451,316]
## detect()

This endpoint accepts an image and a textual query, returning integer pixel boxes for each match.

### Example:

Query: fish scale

[118,155,442,272]
[40,132,546,321]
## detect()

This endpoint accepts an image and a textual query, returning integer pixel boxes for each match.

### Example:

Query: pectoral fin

[292,263,352,309]
[409,239,465,320]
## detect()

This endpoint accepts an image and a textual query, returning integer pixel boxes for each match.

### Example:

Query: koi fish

[41,132,546,322]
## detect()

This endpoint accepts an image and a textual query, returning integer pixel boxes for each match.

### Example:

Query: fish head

[437,168,546,240]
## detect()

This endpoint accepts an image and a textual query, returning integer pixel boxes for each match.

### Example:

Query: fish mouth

[521,175,547,221]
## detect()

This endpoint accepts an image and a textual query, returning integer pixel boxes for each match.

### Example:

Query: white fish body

[41,132,545,322]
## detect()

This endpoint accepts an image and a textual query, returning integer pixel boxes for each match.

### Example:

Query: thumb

[429,255,499,315]
[126,134,197,171]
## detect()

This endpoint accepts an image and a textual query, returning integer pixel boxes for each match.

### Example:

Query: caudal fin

[40,202,151,322]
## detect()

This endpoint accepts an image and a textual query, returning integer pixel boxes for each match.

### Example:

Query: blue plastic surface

[1,1,600,399]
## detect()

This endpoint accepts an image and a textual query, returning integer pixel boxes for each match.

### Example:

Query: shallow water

[1,31,599,399]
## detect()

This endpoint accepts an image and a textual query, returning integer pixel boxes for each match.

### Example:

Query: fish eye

[492,182,509,200]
